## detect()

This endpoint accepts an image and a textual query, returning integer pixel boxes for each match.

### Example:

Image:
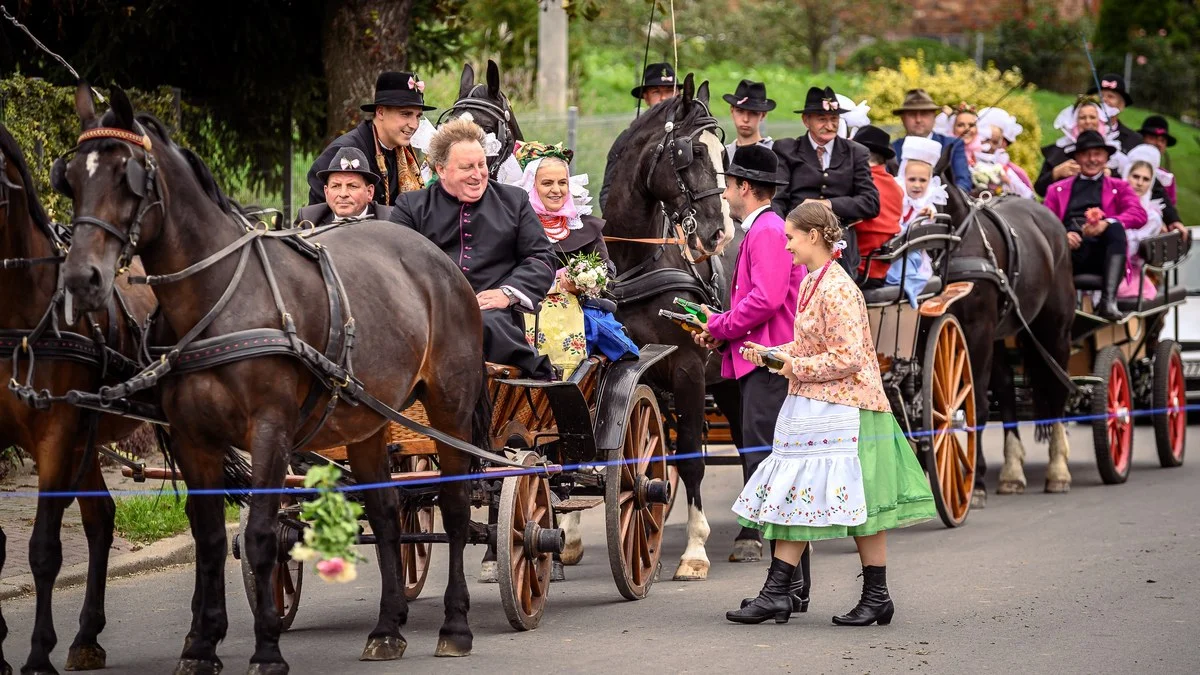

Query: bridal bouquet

[288,465,364,583]
[564,252,610,299]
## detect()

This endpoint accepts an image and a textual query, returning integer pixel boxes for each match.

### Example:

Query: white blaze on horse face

[85,151,99,178]
[699,129,734,252]
[457,111,474,124]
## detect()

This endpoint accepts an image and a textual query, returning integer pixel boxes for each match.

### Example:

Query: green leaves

[291,465,365,565]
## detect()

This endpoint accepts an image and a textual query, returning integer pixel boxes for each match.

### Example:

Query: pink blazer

[706,210,806,380]
[1043,175,1148,231]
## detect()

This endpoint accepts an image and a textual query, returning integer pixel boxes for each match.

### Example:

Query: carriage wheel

[921,315,977,528]
[1152,340,1187,468]
[396,455,435,600]
[1092,346,1134,484]
[497,450,557,631]
[239,506,303,632]
[605,385,670,600]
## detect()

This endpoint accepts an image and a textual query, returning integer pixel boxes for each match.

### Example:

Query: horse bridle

[437,91,517,175]
[0,152,70,270]
[51,126,162,273]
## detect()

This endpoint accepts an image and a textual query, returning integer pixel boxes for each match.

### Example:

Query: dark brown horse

[57,85,488,674]
[603,75,734,580]
[0,123,157,674]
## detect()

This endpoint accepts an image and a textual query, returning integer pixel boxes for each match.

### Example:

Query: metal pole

[975,33,985,68]
[566,105,578,167]
[537,0,569,114]
[1124,51,1133,93]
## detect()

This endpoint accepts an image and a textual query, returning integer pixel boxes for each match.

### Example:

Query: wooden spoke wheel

[396,455,436,601]
[921,315,977,528]
[497,450,557,631]
[1152,340,1187,468]
[1093,346,1134,484]
[605,385,669,600]
[239,505,303,632]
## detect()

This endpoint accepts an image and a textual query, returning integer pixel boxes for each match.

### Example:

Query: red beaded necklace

[797,252,840,313]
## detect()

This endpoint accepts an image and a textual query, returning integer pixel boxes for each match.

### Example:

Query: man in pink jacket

[695,145,807,584]
[1043,130,1147,320]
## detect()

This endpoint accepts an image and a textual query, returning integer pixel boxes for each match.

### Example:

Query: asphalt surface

[4,423,1198,674]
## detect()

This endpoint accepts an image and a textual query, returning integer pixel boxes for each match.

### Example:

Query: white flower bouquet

[563,252,609,299]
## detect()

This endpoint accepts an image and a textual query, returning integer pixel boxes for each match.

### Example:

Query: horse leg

[477,501,499,583]
[1045,422,1072,493]
[64,462,115,671]
[1027,308,1074,494]
[672,360,711,581]
[994,354,1028,495]
[558,512,583,566]
[347,430,407,662]
[1,525,10,675]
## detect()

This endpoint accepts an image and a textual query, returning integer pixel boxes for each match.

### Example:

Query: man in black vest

[306,71,435,208]
[295,147,394,226]
[599,63,679,211]
[1086,74,1143,152]
[772,86,880,276]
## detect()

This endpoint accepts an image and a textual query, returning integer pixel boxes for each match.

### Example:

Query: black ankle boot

[1097,253,1126,322]
[832,565,894,626]
[740,544,810,613]
[726,557,795,624]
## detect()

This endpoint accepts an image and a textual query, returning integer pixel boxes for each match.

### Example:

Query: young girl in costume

[885,136,947,307]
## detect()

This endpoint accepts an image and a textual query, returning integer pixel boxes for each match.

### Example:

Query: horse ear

[75,81,96,125]
[696,80,710,106]
[109,86,135,132]
[486,60,501,100]
[458,63,475,100]
[682,73,695,105]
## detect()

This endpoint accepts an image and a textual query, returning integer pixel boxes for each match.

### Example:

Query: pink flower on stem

[316,557,358,583]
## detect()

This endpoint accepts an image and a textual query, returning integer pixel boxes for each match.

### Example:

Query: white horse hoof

[560,539,584,566]
[728,539,762,563]
[1044,479,1071,494]
[970,488,987,509]
[673,558,710,581]
[996,480,1025,495]
[478,560,499,583]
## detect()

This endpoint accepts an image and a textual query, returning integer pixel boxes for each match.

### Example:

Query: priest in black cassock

[389,118,556,379]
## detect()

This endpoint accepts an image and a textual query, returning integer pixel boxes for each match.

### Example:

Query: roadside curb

[0,522,238,601]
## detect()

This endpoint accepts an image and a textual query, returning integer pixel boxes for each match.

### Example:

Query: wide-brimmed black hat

[1066,130,1116,158]
[722,79,776,112]
[361,71,436,112]
[316,147,380,185]
[795,86,849,115]
[1087,73,1133,107]
[631,62,678,99]
[853,125,895,160]
[726,144,788,185]
[1138,115,1176,147]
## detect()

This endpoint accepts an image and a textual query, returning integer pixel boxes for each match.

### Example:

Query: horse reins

[438,91,518,176]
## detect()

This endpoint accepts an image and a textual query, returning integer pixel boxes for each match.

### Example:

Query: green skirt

[737,409,935,541]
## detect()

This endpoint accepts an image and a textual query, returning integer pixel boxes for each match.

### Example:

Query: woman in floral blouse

[726,202,935,626]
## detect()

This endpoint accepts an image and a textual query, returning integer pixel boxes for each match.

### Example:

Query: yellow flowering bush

[862,57,1043,176]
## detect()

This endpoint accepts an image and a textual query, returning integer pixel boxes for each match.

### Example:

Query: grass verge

[114,487,240,545]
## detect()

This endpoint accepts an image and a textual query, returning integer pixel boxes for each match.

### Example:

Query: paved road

[5,424,1198,674]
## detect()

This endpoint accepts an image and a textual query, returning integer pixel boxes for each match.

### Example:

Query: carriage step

[554,497,605,512]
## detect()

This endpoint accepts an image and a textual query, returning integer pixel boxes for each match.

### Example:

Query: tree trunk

[322,0,416,139]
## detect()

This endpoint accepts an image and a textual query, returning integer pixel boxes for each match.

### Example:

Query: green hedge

[0,75,238,221]
[846,38,971,73]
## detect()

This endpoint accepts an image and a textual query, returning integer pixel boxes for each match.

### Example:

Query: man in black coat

[294,147,394,226]
[306,71,435,208]
[1087,74,1142,152]
[772,86,880,276]
[389,118,555,379]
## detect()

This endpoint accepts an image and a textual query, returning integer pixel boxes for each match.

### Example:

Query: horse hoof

[245,663,288,675]
[360,635,406,661]
[970,489,987,509]
[433,636,472,658]
[673,558,710,581]
[550,560,566,582]
[477,560,498,584]
[1045,480,1071,494]
[996,481,1025,495]
[65,644,107,671]
[560,539,584,566]
[174,658,223,675]
[728,539,763,563]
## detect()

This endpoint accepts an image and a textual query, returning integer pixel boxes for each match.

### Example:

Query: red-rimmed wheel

[921,315,977,527]
[1152,340,1187,468]
[1092,346,1133,484]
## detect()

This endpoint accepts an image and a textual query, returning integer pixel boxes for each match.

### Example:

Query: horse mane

[0,123,54,230]
[134,113,242,216]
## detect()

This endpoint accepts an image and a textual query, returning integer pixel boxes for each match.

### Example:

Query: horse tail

[470,360,494,460]
[153,425,251,506]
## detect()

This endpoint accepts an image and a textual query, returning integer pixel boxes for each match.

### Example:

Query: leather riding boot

[740,543,810,613]
[1097,254,1126,322]
[726,557,795,624]
[832,565,894,626]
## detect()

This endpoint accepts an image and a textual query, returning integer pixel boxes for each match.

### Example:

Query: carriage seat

[861,276,943,306]
[1116,285,1187,312]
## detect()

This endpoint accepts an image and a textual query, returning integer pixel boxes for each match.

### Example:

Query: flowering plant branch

[289,465,364,583]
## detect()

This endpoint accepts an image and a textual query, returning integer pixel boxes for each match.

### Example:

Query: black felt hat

[726,144,788,185]
[1066,130,1116,158]
[1087,73,1133,107]
[795,86,849,115]
[722,79,776,112]
[361,71,436,112]
[631,62,678,99]
[1137,115,1176,147]
[853,125,896,160]
[316,147,380,185]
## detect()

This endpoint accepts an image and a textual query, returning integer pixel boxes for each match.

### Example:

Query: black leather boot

[740,543,809,612]
[726,557,795,624]
[1097,253,1126,322]
[832,565,894,626]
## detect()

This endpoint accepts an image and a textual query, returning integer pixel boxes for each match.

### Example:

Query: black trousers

[1070,223,1127,274]
[482,308,552,380]
[736,366,789,541]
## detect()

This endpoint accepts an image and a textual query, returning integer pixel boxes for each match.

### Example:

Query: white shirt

[332,205,371,223]
[739,204,772,233]
[808,134,834,170]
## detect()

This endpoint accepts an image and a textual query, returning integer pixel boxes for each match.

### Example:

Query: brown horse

[0,123,157,674]
[57,84,488,674]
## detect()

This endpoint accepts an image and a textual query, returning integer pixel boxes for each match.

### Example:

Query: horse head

[609,73,733,260]
[442,60,523,175]
[0,122,61,265]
